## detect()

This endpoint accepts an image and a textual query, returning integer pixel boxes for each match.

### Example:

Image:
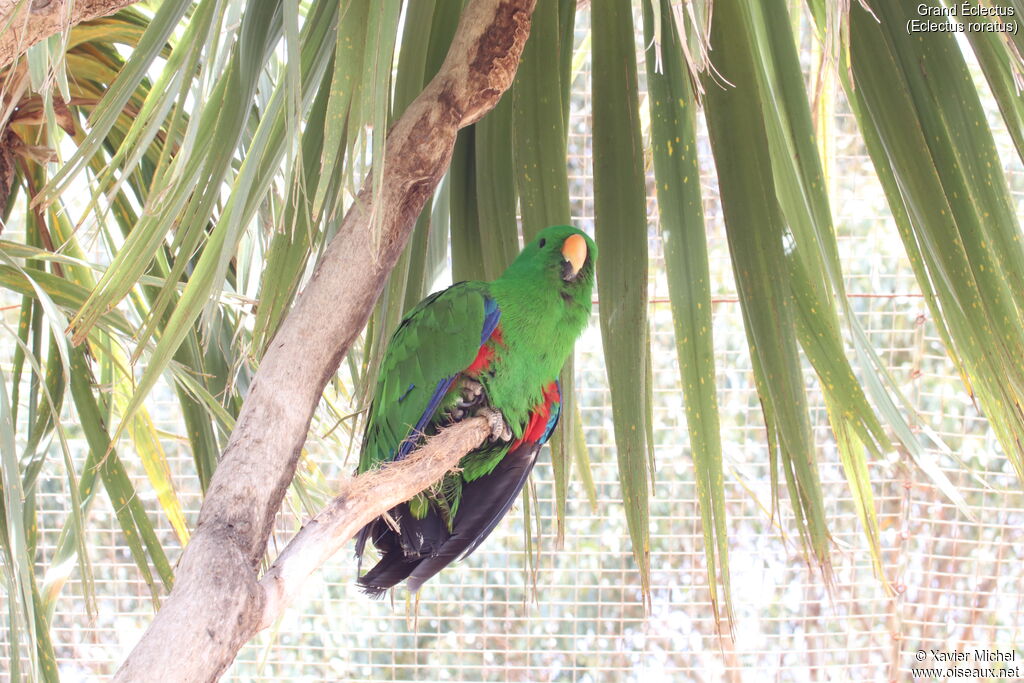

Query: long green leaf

[110,0,341,446]
[737,0,890,573]
[0,367,41,679]
[845,0,1024,477]
[69,0,218,236]
[704,0,830,573]
[38,0,191,203]
[360,0,401,251]
[474,94,520,280]
[643,0,732,627]
[253,48,336,352]
[66,0,284,344]
[592,0,652,606]
[958,6,1024,166]
[512,0,571,240]
[511,0,584,545]
[401,0,463,312]
[311,0,371,220]
[450,127,486,283]
[68,347,173,602]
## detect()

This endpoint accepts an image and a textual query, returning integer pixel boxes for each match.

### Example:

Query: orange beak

[561,234,587,280]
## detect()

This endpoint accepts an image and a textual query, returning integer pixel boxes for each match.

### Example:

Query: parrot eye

[538,238,547,248]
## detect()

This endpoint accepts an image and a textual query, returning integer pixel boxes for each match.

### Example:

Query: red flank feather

[510,381,560,450]
[466,325,504,374]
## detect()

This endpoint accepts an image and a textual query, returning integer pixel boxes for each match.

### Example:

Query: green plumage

[358,225,595,478]
[355,225,597,596]
[357,285,491,471]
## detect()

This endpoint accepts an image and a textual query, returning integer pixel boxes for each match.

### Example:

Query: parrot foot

[476,407,513,443]
[455,378,485,408]
[445,379,493,425]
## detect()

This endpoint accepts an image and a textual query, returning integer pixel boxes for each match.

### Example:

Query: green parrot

[355,225,596,596]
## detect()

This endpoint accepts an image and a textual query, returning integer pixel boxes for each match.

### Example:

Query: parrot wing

[357,282,500,473]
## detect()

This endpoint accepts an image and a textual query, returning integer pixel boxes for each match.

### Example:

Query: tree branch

[113,1,536,680]
[0,0,142,70]
[259,417,491,629]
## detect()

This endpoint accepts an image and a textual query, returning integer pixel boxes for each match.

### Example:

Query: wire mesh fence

[11,285,1021,682]
[3,8,1024,683]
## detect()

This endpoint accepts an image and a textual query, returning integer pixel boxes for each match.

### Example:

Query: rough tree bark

[113,0,537,680]
[0,0,142,69]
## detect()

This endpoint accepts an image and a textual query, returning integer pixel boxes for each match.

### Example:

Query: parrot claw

[459,377,484,395]
[455,378,485,409]
[476,407,513,443]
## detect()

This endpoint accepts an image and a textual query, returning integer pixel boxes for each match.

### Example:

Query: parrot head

[501,225,597,304]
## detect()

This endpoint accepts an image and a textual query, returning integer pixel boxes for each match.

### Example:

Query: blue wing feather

[395,376,455,460]
[480,296,500,344]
